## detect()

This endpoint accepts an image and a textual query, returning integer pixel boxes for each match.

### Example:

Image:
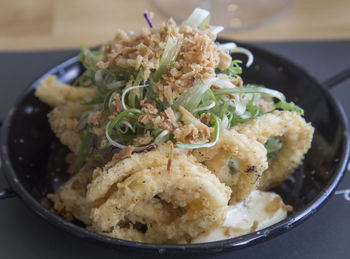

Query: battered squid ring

[234,110,314,190]
[90,152,231,243]
[47,162,94,225]
[193,129,268,203]
[86,149,170,204]
[48,102,90,154]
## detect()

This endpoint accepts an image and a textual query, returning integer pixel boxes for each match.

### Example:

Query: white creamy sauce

[192,190,288,243]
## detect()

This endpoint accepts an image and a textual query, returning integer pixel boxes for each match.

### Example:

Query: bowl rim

[1,43,349,254]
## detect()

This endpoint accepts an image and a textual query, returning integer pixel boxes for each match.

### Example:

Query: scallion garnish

[265,136,283,160]
[73,127,94,173]
[182,8,210,30]
[230,47,254,67]
[217,42,237,51]
[152,35,182,82]
[213,85,286,102]
[121,85,148,110]
[274,100,304,115]
[176,113,220,149]
[228,157,239,174]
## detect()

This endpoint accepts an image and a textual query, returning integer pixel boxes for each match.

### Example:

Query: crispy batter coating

[35,75,96,107]
[193,129,268,203]
[88,149,231,243]
[48,102,89,154]
[48,163,94,225]
[234,110,314,190]
[86,148,170,204]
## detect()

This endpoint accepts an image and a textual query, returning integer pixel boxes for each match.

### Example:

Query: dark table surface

[1,41,350,259]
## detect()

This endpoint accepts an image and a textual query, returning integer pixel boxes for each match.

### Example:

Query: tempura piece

[193,129,268,203]
[89,150,231,243]
[48,102,90,154]
[35,75,96,107]
[86,148,171,204]
[234,110,314,190]
[47,163,94,225]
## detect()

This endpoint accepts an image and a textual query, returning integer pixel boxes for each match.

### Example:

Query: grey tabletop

[1,41,350,259]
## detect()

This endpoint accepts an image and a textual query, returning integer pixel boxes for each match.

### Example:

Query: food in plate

[36,8,314,244]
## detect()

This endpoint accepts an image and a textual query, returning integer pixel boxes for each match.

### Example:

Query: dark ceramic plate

[1,42,349,255]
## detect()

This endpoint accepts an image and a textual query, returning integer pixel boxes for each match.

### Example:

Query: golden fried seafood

[35,75,96,107]
[89,150,231,243]
[234,110,314,190]
[193,129,268,203]
[47,163,94,224]
[86,148,170,204]
[48,102,89,154]
[36,8,315,244]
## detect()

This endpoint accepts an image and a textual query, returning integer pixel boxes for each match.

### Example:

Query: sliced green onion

[73,128,93,173]
[219,100,230,119]
[213,85,286,102]
[224,60,242,76]
[214,78,238,88]
[193,101,216,113]
[228,157,239,174]
[220,115,229,129]
[152,35,182,82]
[217,42,237,51]
[119,120,136,133]
[95,69,108,94]
[78,44,103,72]
[176,113,220,149]
[265,136,283,160]
[107,109,143,137]
[106,119,159,152]
[230,47,254,67]
[103,90,116,111]
[154,130,170,146]
[121,85,148,110]
[82,96,104,105]
[182,8,210,29]
[233,100,246,116]
[105,123,128,149]
[106,80,125,90]
[209,26,224,34]
[231,105,260,125]
[134,68,144,86]
[173,77,219,112]
[274,100,304,115]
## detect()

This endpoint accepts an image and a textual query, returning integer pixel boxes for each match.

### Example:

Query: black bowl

[1,43,349,255]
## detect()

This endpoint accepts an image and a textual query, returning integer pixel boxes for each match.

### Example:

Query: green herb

[82,96,105,106]
[176,113,220,149]
[274,100,304,115]
[107,109,144,144]
[78,44,104,73]
[152,35,182,82]
[230,47,254,67]
[265,136,283,160]
[103,89,116,111]
[228,157,239,174]
[219,60,242,77]
[172,78,218,112]
[72,127,94,173]
[181,8,210,30]
[213,85,286,102]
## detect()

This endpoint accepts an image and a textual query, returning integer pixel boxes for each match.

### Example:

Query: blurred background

[1,0,350,51]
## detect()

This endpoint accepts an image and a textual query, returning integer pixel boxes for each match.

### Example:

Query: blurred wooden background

[1,0,350,51]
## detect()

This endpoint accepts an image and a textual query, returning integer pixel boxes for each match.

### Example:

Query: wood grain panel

[0,0,349,51]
